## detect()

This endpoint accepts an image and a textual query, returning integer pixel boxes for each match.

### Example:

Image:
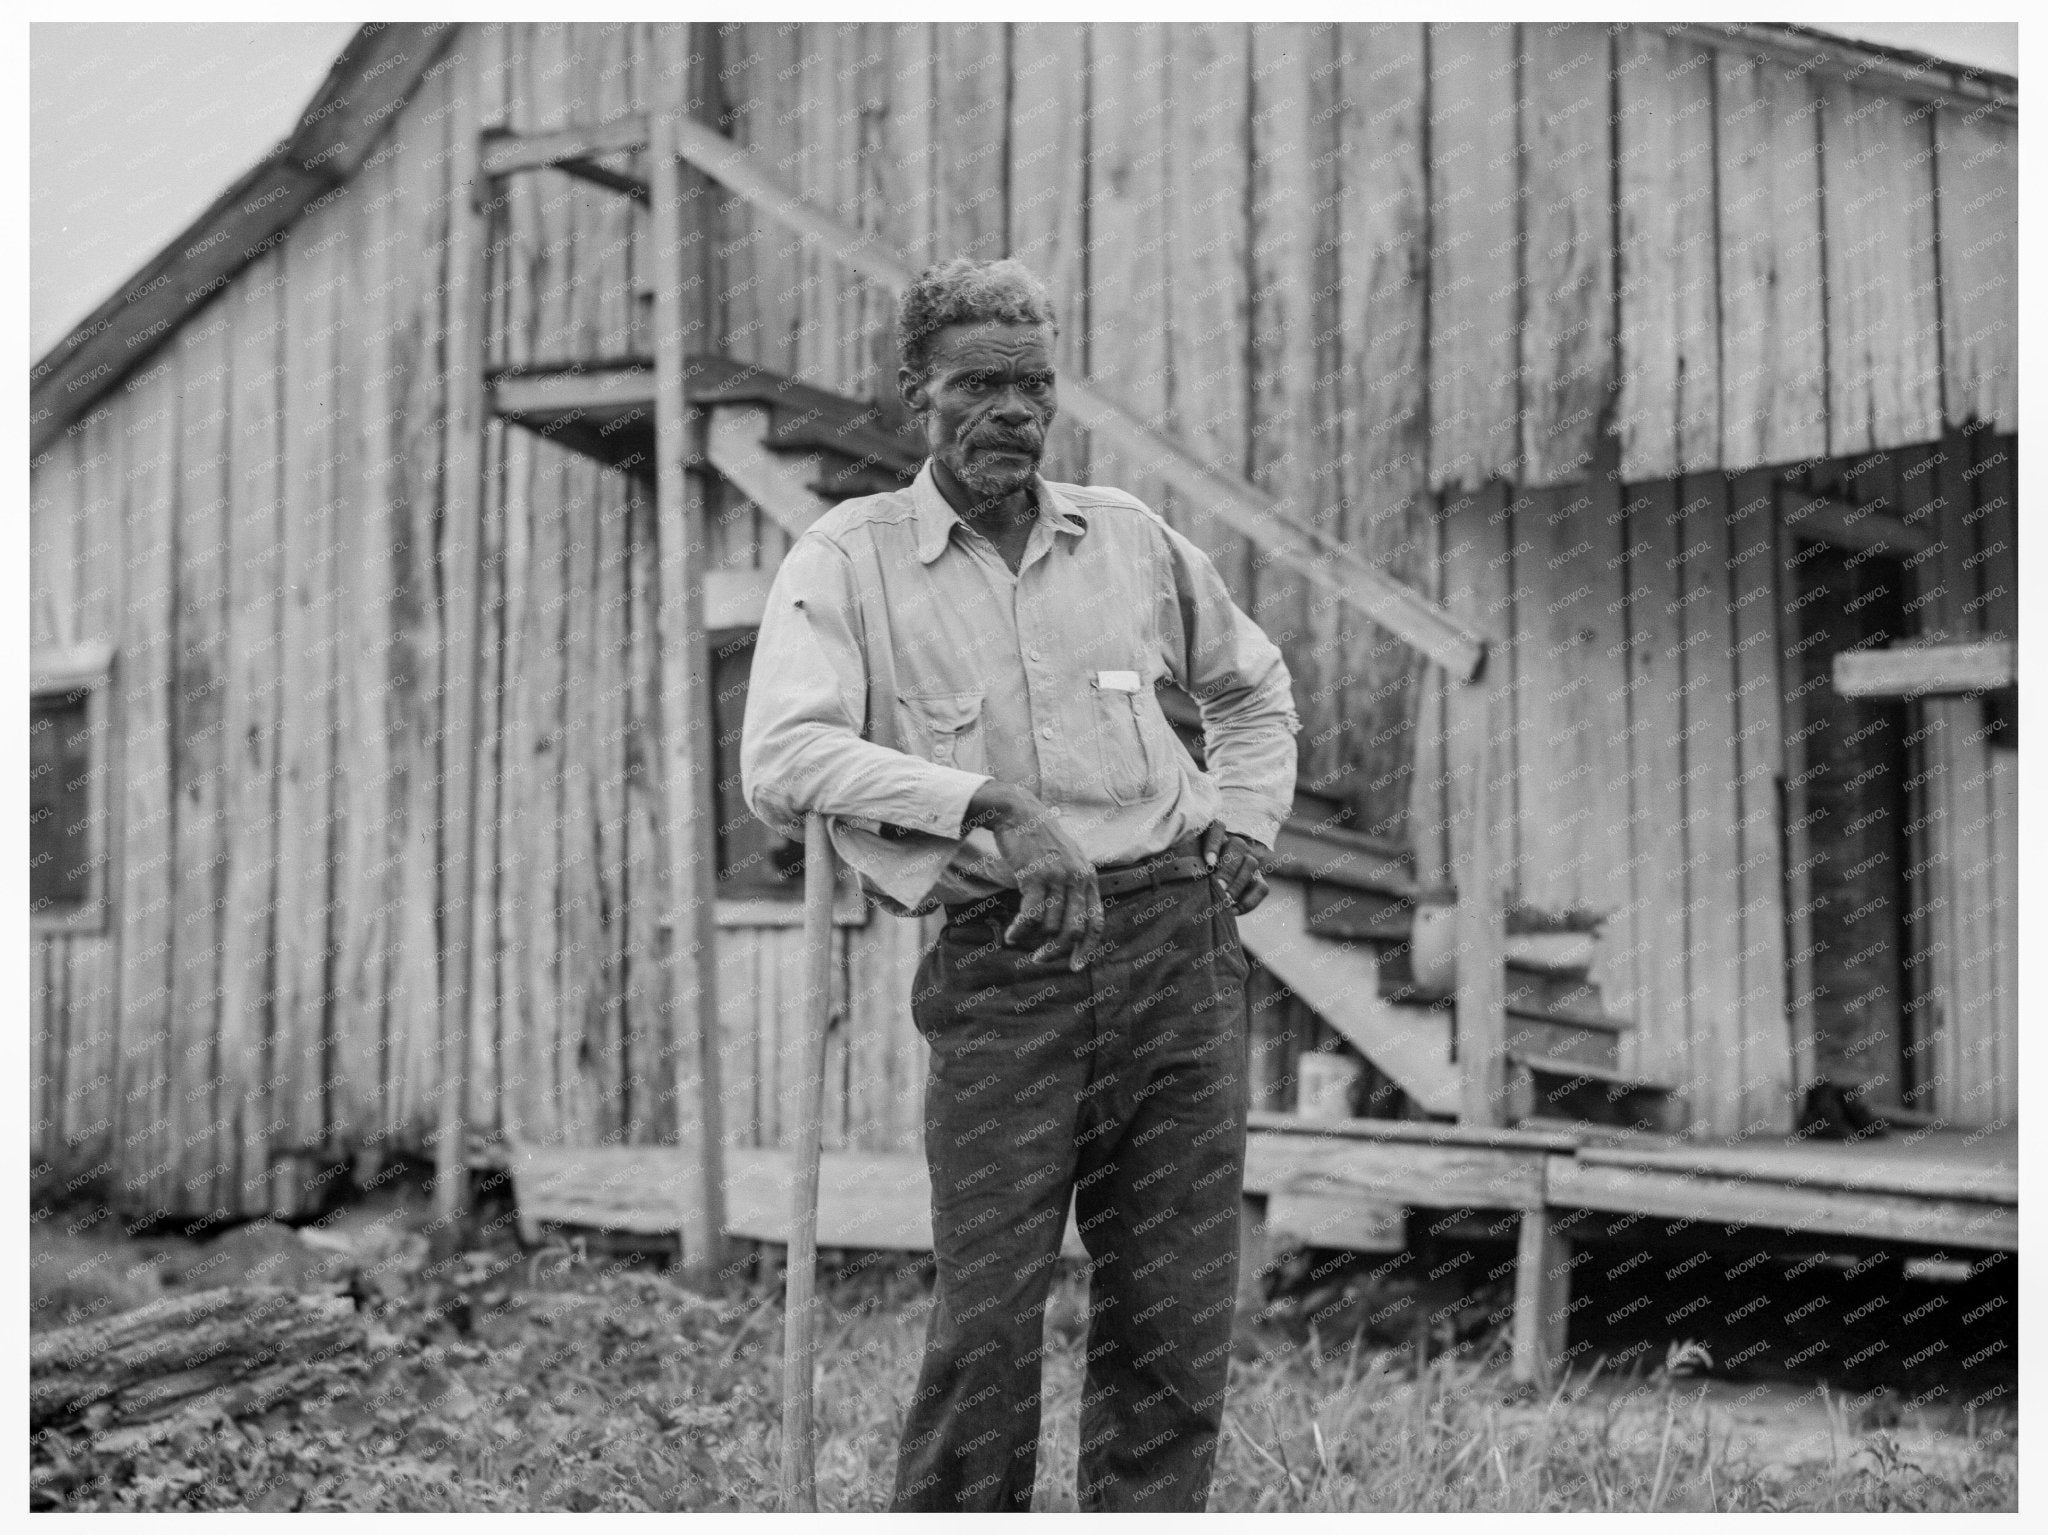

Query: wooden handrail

[669,116,1487,682]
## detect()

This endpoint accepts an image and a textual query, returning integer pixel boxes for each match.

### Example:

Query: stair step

[1267,821,1415,901]
[1302,881,1413,943]
[763,414,923,478]
[1504,1051,1687,1135]
[1504,1018,1621,1073]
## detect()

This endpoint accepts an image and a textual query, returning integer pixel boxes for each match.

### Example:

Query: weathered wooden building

[32,20,2015,1314]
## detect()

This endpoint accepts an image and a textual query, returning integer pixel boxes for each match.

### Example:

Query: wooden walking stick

[780,811,837,1510]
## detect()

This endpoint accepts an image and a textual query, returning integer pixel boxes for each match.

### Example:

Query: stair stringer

[705,403,835,540]
[1236,879,1461,1118]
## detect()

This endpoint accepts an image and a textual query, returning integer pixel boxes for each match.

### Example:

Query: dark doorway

[1783,539,1918,1109]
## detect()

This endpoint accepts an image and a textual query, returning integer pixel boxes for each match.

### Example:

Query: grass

[29,1235,2017,1513]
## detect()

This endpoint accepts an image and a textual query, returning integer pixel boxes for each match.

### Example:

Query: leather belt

[943,834,1212,925]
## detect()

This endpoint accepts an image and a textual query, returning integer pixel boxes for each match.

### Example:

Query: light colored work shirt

[740,460,1300,913]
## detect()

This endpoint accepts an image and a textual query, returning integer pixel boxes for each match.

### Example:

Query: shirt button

[1039,726,1053,740]
[1028,649,1043,661]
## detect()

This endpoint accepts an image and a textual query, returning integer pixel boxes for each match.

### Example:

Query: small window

[31,646,115,934]
[710,627,804,898]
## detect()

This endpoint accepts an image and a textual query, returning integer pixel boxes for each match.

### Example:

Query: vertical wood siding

[29,23,2019,1208]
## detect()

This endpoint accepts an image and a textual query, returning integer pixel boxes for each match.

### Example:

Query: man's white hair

[896,257,1057,380]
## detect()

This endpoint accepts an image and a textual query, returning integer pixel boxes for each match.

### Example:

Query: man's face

[900,319,1058,501]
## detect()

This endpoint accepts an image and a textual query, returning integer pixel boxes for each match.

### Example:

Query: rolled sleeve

[741,533,987,908]
[1159,522,1299,848]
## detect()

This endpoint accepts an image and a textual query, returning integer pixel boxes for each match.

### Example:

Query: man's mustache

[963,429,1042,455]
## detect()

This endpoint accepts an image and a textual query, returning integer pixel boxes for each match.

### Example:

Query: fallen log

[31,1284,367,1435]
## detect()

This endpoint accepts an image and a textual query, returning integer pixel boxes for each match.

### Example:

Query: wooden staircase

[491,351,1685,1136]
[1161,695,1685,1134]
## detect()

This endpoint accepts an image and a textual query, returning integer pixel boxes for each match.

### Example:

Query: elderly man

[741,256,1299,1513]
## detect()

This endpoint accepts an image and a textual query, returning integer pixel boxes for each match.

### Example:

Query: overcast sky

[29,19,2020,361]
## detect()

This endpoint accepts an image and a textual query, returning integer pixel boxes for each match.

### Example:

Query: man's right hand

[964,783,1103,969]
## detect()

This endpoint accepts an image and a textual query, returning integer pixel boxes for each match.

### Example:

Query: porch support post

[1511,1206,1571,1384]
[431,91,490,1251]
[1451,662,1509,1126]
[650,109,729,1285]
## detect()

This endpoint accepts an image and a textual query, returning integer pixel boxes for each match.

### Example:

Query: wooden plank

[110,358,180,1211]
[29,437,76,652]
[1725,472,1793,1135]
[479,112,651,176]
[1245,1108,1582,1154]
[1614,27,1718,482]
[1437,475,1513,1125]
[1511,1207,1570,1384]
[1545,1155,2016,1251]
[1088,21,1174,519]
[1425,21,1520,491]
[1517,22,1615,486]
[622,473,666,1143]
[1820,79,1942,456]
[1335,22,1432,842]
[831,24,892,404]
[429,48,487,1219]
[469,409,508,1141]
[58,417,124,1175]
[1572,1132,2016,1203]
[1246,1129,1547,1210]
[579,457,631,1144]
[1162,22,1252,593]
[1832,641,2014,699]
[1266,1192,1405,1253]
[272,211,346,1184]
[1933,109,2016,434]
[789,26,838,388]
[1246,21,1332,793]
[217,267,288,1216]
[1676,473,1744,1135]
[559,431,605,1146]
[1006,21,1089,485]
[1619,478,1689,1090]
[652,111,730,1281]
[1715,51,1828,470]
[879,23,938,273]
[329,158,395,1152]
[931,23,1009,263]
[167,312,234,1214]
[387,89,454,1154]
[714,928,761,1148]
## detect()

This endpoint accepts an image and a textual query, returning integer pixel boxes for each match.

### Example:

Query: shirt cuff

[1218,786,1289,852]
[873,766,988,841]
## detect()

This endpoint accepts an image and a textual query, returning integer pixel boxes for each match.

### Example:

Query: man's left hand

[1200,822,1270,913]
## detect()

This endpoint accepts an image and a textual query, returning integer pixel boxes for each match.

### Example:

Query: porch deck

[498,1111,2015,1382]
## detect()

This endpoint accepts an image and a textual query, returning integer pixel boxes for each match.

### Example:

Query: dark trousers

[888,868,1252,1513]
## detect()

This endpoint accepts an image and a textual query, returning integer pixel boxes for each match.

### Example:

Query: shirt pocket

[1088,672,1167,806]
[897,688,988,776]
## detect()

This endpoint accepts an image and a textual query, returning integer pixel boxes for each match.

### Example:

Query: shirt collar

[911,458,1088,565]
